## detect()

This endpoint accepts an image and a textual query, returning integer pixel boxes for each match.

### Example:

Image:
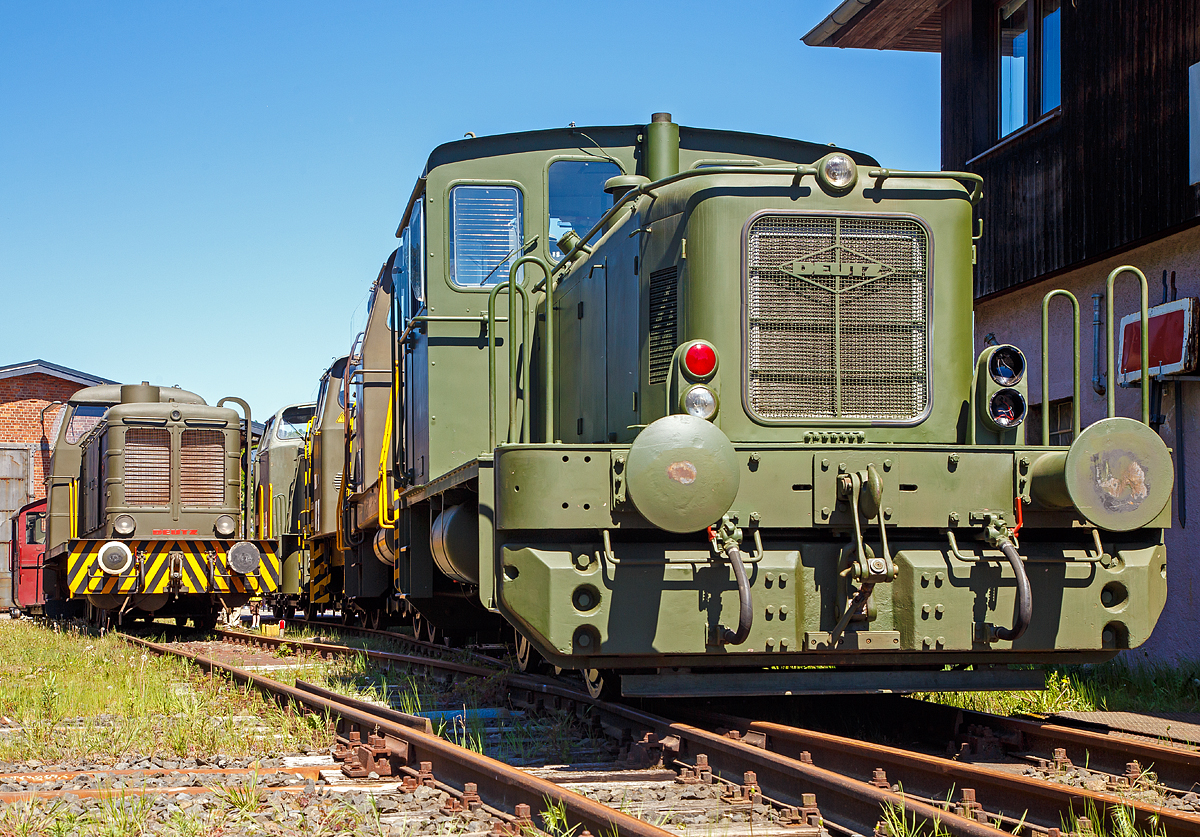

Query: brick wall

[0,373,89,501]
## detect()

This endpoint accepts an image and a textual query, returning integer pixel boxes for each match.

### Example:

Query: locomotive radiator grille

[124,428,171,506]
[649,266,679,384]
[745,214,930,421]
[180,429,225,507]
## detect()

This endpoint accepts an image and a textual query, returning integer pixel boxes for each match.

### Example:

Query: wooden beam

[829,0,943,52]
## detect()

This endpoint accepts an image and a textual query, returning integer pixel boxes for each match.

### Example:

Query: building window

[1027,397,1074,445]
[999,0,1061,138]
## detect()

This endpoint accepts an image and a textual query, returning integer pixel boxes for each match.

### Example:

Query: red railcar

[10,499,46,613]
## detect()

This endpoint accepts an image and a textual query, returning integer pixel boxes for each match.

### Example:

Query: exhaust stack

[646,112,679,182]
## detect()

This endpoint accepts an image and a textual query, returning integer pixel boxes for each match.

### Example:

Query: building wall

[0,373,81,501]
[942,0,1200,297]
[975,223,1200,661]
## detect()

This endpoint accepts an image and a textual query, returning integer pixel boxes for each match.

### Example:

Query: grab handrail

[1105,266,1151,424]
[1041,290,1081,442]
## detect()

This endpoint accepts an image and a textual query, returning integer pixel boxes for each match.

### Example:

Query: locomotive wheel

[174,615,187,628]
[582,668,617,700]
[366,609,382,631]
[514,627,541,673]
[194,609,218,632]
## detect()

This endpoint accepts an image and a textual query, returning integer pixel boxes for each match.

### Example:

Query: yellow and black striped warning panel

[308,545,335,605]
[211,540,281,595]
[67,540,280,597]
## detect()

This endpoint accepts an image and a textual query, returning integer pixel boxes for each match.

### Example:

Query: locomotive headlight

[214,514,236,537]
[228,541,261,575]
[988,345,1026,386]
[988,388,1027,429]
[98,541,134,576]
[682,385,719,420]
[818,153,858,192]
[113,514,135,536]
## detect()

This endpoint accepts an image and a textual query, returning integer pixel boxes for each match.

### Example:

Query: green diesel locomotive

[43,382,280,628]
[328,114,1171,696]
[254,401,316,621]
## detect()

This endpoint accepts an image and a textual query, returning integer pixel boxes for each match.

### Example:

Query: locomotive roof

[67,384,205,406]
[422,123,878,174]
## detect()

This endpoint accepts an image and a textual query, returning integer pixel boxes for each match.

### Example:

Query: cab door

[14,502,46,609]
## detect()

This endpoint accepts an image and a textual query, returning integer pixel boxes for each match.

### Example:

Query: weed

[879,797,950,837]
[535,797,581,837]
[215,770,264,816]
[916,658,1200,717]
[1066,798,1167,837]
[85,785,157,837]
[0,796,67,837]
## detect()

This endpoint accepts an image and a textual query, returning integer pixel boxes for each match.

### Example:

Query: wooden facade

[807,0,1200,298]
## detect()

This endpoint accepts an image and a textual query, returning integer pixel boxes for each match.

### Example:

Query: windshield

[548,160,620,261]
[449,185,523,287]
[65,404,108,444]
[278,405,315,440]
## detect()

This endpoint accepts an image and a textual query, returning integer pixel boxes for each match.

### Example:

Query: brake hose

[993,541,1032,642]
[721,544,753,645]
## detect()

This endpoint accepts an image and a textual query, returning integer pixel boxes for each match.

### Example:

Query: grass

[878,798,951,837]
[915,659,1200,716]
[0,621,332,764]
[1065,798,1168,837]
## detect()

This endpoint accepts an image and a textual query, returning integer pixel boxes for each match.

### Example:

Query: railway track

[72,624,1192,837]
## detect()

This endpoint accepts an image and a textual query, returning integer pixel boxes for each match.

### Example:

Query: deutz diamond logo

[777,243,893,292]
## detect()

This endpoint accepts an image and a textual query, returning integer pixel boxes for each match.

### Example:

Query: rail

[1105,265,1151,424]
[123,633,674,837]
[1040,289,1081,442]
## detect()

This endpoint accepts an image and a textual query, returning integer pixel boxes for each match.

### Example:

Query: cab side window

[26,512,46,545]
[449,185,523,287]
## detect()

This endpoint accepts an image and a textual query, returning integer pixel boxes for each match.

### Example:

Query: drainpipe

[1091,293,1106,396]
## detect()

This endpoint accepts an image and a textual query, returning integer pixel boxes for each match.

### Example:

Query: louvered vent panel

[180,429,225,507]
[648,266,679,385]
[746,214,930,421]
[124,428,170,506]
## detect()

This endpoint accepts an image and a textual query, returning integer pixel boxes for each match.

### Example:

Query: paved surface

[1052,711,1200,745]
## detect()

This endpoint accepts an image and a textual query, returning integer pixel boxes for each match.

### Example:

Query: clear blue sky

[0,2,940,418]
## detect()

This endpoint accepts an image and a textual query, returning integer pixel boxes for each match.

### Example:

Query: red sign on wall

[1117,297,1199,384]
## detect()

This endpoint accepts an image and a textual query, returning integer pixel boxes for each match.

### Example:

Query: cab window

[278,405,315,440]
[25,512,45,545]
[548,161,620,262]
[449,185,523,287]
[409,200,425,302]
[65,404,108,444]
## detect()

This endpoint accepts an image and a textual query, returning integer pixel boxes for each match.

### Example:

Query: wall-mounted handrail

[1105,266,1150,424]
[1041,289,1081,443]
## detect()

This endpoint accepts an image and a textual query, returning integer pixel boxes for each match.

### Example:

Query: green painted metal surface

[303,116,1175,692]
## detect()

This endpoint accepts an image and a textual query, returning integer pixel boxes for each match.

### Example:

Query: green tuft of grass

[916,658,1200,717]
